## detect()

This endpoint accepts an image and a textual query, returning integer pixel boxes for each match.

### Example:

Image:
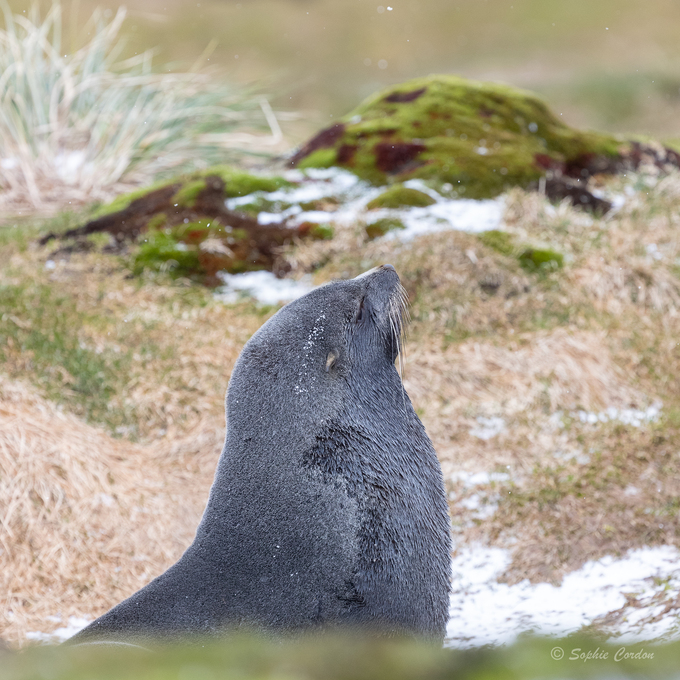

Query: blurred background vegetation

[3,0,679,145]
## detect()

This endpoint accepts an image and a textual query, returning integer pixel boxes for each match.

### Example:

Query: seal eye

[355,297,365,324]
[325,350,338,372]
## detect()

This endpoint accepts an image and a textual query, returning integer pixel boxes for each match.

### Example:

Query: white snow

[216,168,507,305]
[574,403,662,428]
[215,271,315,305]
[26,616,91,644]
[468,416,506,440]
[227,167,505,243]
[458,494,499,520]
[452,471,511,487]
[446,545,680,648]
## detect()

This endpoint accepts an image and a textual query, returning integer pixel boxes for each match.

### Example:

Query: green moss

[365,217,406,240]
[294,74,624,199]
[92,166,293,219]
[518,247,564,272]
[5,633,680,680]
[147,213,168,231]
[297,148,338,169]
[310,223,335,240]
[172,179,207,208]
[477,229,516,256]
[235,196,294,214]
[198,165,293,197]
[170,218,220,243]
[91,179,175,219]
[477,229,563,273]
[0,283,131,428]
[366,185,436,210]
[132,230,201,278]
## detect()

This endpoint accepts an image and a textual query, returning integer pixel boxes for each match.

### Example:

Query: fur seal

[70,265,452,643]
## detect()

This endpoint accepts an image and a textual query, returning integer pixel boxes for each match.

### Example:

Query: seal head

[70,265,452,643]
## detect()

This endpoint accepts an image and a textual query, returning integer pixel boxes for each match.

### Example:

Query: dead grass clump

[404,328,643,466]
[571,256,680,315]
[503,187,600,254]
[377,230,557,340]
[0,248,263,440]
[0,377,222,647]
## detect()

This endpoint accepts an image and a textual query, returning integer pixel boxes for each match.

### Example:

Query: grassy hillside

[2,165,680,648]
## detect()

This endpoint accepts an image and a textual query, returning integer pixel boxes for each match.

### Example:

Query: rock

[38,168,301,285]
[289,74,680,209]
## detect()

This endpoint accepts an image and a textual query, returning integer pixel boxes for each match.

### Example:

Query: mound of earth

[38,167,328,285]
[289,74,680,209]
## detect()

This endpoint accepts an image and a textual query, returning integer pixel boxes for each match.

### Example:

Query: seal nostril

[381,263,396,272]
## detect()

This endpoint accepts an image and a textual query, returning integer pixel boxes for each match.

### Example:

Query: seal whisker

[388,283,409,404]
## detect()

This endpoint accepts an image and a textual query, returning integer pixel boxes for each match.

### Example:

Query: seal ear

[325,350,339,372]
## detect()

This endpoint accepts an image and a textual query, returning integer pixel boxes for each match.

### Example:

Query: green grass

[0,282,133,431]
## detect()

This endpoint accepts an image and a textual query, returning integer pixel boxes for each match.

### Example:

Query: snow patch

[452,471,511,487]
[574,403,662,428]
[216,271,314,306]
[446,545,680,648]
[26,616,91,644]
[229,166,504,242]
[469,416,506,440]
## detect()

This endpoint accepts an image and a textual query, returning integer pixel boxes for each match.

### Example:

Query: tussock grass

[0,2,283,216]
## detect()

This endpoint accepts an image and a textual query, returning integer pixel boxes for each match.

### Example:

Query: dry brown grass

[4,172,680,645]
[0,377,223,646]
[405,327,646,470]
[480,424,680,585]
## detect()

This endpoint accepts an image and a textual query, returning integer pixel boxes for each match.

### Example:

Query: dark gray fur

[70,266,452,644]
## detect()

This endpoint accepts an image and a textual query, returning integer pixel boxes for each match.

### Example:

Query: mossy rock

[132,230,202,278]
[366,185,436,210]
[131,218,275,283]
[365,217,406,240]
[290,74,625,199]
[93,166,292,219]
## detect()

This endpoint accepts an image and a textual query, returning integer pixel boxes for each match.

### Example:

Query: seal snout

[353,263,398,281]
